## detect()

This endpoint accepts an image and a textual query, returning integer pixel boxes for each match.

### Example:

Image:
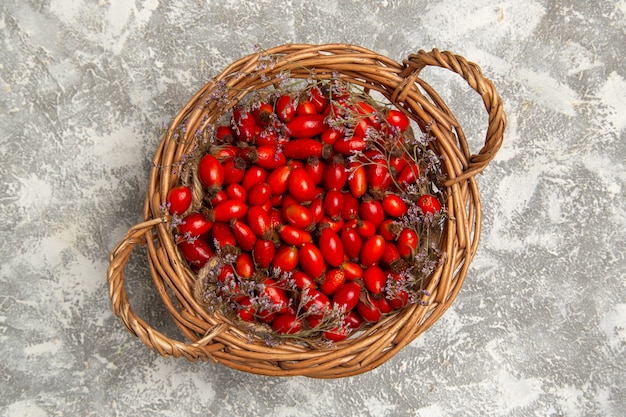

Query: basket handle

[107,218,228,360]
[399,49,506,183]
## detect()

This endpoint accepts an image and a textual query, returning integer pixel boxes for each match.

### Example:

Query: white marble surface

[1,0,624,416]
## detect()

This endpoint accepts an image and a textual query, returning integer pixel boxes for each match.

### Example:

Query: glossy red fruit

[308,86,328,113]
[241,165,267,191]
[299,243,326,278]
[388,293,409,310]
[333,136,366,156]
[222,157,246,185]
[252,101,274,126]
[292,271,315,290]
[302,287,330,318]
[341,262,363,281]
[319,228,345,267]
[323,156,348,191]
[262,278,290,314]
[217,265,235,282]
[232,107,258,142]
[286,114,326,137]
[212,144,239,159]
[276,94,297,122]
[365,160,392,193]
[322,327,349,342]
[198,154,224,190]
[211,222,237,249]
[178,239,214,268]
[340,226,363,259]
[266,164,291,196]
[357,299,382,323]
[167,185,192,214]
[247,206,272,239]
[283,203,314,229]
[385,109,410,132]
[253,239,275,269]
[359,199,385,227]
[321,311,361,341]
[215,125,235,143]
[273,314,303,334]
[231,219,257,252]
[376,296,394,314]
[305,157,325,185]
[237,298,256,321]
[247,182,272,206]
[323,190,344,220]
[363,265,385,295]
[378,219,397,241]
[396,163,419,186]
[417,194,442,215]
[360,235,386,266]
[341,193,360,221]
[255,145,286,170]
[283,138,330,160]
[308,196,325,224]
[211,200,248,222]
[296,99,317,116]
[354,103,381,137]
[257,310,277,324]
[347,162,367,198]
[235,252,255,279]
[320,268,346,295]
[388,155,407,174]
[272,245,299,272]
[225,183,247,202]
[209,190,228,207]
[380,242,402,267]
[177,212,213,239]
[353,117,378,139]
[320,127,344,146]
[319,216,344,233]
[277,225,313,246]
[382,194,408,218]
[344,310,363,329]
[346,219,376,238]
[355,101,381,123]
[238,145,258,167]
[332,282,361,312]
[288,168,317,203]
[256,128,278,147]
[397,228,419,260]
[268,207,283,229]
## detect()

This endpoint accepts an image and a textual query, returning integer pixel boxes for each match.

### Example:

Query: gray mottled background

[1,0,624,416]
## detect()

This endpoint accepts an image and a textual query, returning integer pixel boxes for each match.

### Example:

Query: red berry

[332,282,361,312]
[318,228,345,267]
[382,194,408,218]
[198,154,224,190]
[397,228,419,260]
[167,185,192,214]
[417,194,442,215]
[299,243,326,279]
[273,314,303,334]
[288,168,317,203]
[360,235,386,266]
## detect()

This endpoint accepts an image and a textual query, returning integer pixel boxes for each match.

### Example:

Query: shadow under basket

[107,44,505,378]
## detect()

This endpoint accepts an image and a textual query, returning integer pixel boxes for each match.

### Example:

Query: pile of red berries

[165,80,445,342]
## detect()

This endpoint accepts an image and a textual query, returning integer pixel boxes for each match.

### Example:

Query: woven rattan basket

[107,44,505,378]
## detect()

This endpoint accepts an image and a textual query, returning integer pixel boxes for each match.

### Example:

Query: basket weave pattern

[107,44,505,378]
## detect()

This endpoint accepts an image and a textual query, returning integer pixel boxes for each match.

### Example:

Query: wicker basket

[107,44,505,378]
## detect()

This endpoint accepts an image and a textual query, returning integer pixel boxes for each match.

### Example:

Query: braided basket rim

[107,43,505,378]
